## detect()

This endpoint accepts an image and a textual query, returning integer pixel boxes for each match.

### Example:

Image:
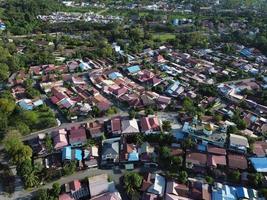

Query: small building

[229,134,249,153]
[250,157,267,173]
[121,119,140,134]
[87,121,104,139]
[53,129,68,150]
[110,117,122,136]
[140,116,161,134]
[228,154,248,170]
[147,174,166,196]
[126,65,141,74]
[101,138,120,165]
[69,127,87,146]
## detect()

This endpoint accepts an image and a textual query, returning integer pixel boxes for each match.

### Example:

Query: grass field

[152,33,176,41]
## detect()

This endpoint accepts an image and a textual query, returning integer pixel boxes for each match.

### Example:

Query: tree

[182,137,195,150]
[0,98,15,114]
[124,172,143,197]
[36,189,49,200]
[170,156,182,171]
[229,170,240,183]
[145,106,154,116]
[205,176,214,184]
[162,120,172,132]
[129,109,137,119]
[51,182,61,197]
[63,161,76,176]
[24,171,39,188]
[0,63,10,82]
[44,135,53,153]
[17,159,33,177]
[178,171,188,184]
[26,88,40,99]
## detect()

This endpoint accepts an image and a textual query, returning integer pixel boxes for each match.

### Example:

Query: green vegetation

[152,33,176,42]
[124,172,143,199]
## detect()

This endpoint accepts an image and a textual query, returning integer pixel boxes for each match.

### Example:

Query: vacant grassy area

[152,33,176,41]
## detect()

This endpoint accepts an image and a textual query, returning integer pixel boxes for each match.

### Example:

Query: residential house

[101,138,120,165]
[87,121,104,139]
[69,127,87,146]
[212,183,261,200]
[59,193,74,200]
[165,181,191,200]
[228,154,248,170]
[126,65,141,74]
[62,146,82,161]
[186,152,207,169]
[83,146,99,168]
[229,134,249,153]
[138,142,156,162]
[90,192,122,200]
[190,181,211,200]
[207,155,226,168]
[121,119,140,134]
[109,117,122,136]
[88,174,117,198]
[53,129,68,150]
[121,143,139,162]
[252,141,267,157]
[250,157,267,173]
[141,173,166,197]
[140,116,161,134]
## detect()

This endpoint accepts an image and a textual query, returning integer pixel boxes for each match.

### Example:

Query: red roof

[51,96,60,104]
[207,145,227,155]
[140,117,160,132]
[69,127,87,145]
[59,193,74,200]
[111,117,121,133]
[207,155,226,167]
[69,180,81,191]
[228,154,248,170]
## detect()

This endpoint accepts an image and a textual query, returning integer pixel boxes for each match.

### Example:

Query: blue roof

[19,100,33,110]
[240,48,252,57]
[108,72,123,80]
[250,157,267,172]
[236,187,249,199]
[128,151,139,161]
[167,81,180,94]
[75,149,82,161]
[62,146,72,160]
[197,144,207,152]
[127,65,141,74]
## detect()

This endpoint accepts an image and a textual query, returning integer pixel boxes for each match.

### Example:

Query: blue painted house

[250,157,267,172]
[128,150,139,161]
[108,72,123,80]
[126,65,141,74]
[62,146,72,160]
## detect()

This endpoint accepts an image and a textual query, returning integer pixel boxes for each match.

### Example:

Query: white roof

[230,134,249,147]
[148,174,166,195]
[121,119,139,134]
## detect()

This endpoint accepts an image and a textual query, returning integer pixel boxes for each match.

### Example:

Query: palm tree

[24,171,39,188]
[124,172,143,197]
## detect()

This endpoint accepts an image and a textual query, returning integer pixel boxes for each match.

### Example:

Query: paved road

[215,77,255,86]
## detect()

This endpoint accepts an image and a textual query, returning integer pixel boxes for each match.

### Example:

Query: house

[186,152,207,169]
[87,121,104,138]
[18,99,44,110]
[228,154,248,170]
[121,143,139,162]
[44,152,62,169]
[148,174,166,196]
[250,157,267,173]
[59,193,74,200]
[53,129,68,150]
[165,181,190,200]
[69,127,87,146]
[190,181,211,200]
[126,65,141,74]
[207,145,227,155]
[212,183,261,200]
[83,145,99,168]
[109,117,122,136]
[101,138,120,165]
[207,155,226,168]
[138,142,156,162]
[88,174,117,198]
[62,146,72,160]
[90,192,122,200]
[140,116,161,134]
[252,141,267,157]
[166,81,184,97]
[229,134,249,153]
[108,72,123,80]
[121,119,140,134]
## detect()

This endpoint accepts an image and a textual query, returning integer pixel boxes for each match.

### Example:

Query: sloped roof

[121,119,140,134]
